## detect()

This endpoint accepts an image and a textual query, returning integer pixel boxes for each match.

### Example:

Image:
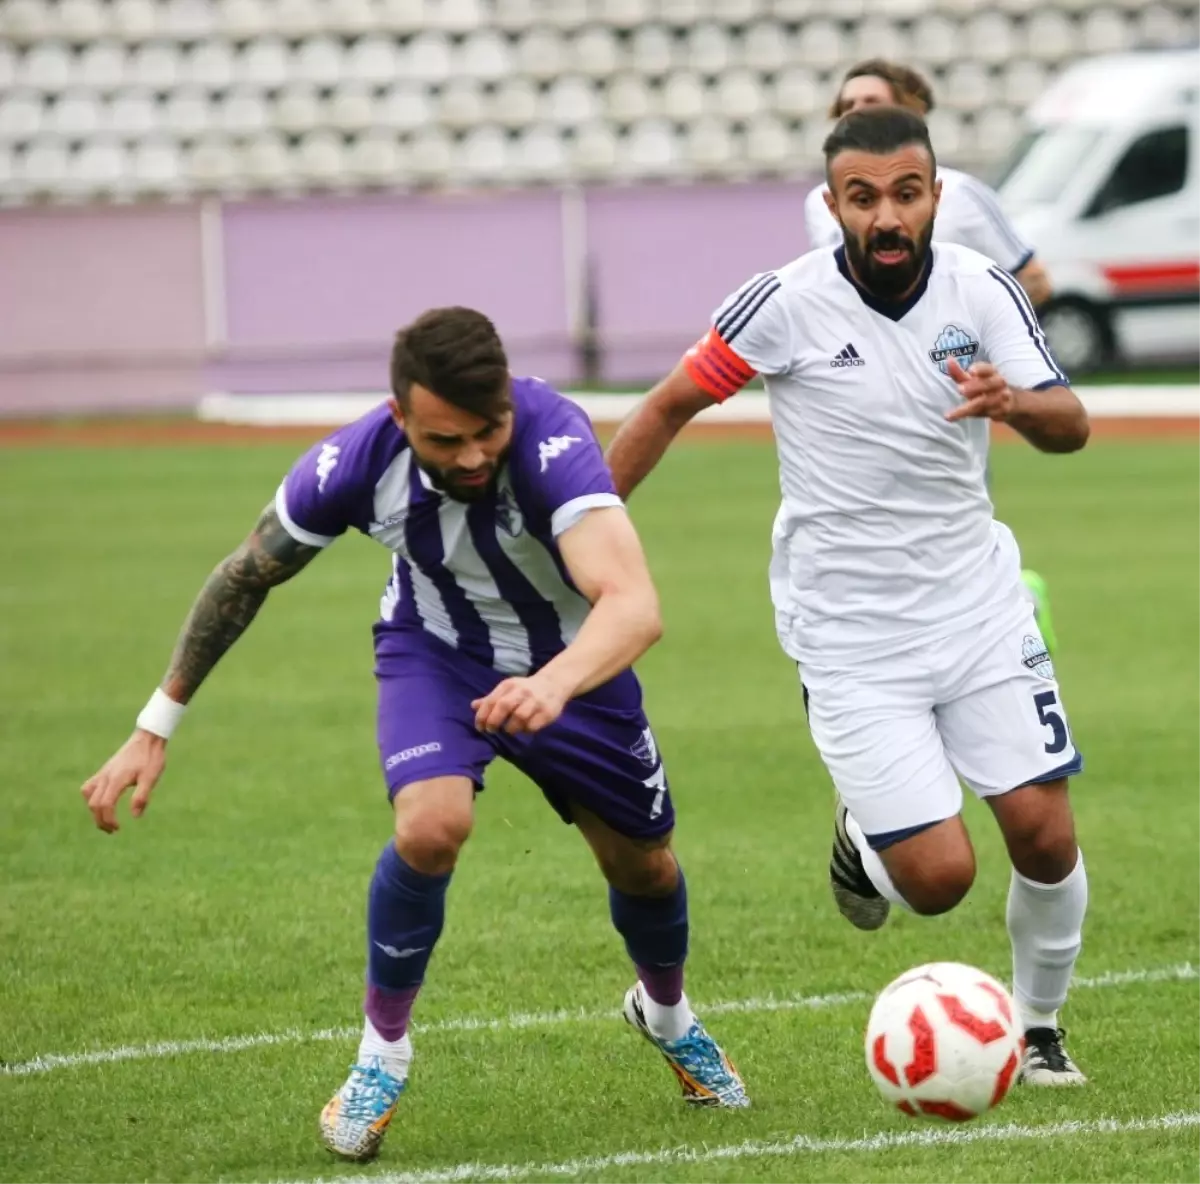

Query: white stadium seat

[772,66,820,119]
[543,0,587,30]
[376,0,426,33]
[131,136,185,193]
[242,133,295,187]
[217,89,270,137]
[493,76,539,129]
[217,0,269,41]
[238,38,291,90]
[407,31,454,83]
[684,116,737,173]
[105,89,160,138]
[685,23,732,75]
[19,137,71,192]
[571,120,618,176]
[296,129,346,184]
[543,75,600,127]
[661,71,707,121]
[511,123,567,181]
[794,19,845,69]
[59,0,108,41]
[273,85,324,134]
[910,14,960,65]
[376,83,431,132]
[328,82,375,132]
[1023,10,1074,62]
[713,68,764,121]
[1138,4,1194,48]
[742,21,790,73]
[327,0,378,35]
[514,28,565,82]
[925,108,965,160]
[161,0,216,41]
[433,0,487,33]
[276,0,323,38]
[439,78,486,129]
[964,12,1017,64]
[623,117,679,179]
[745,114,792,170]
[111,0,159,41]
[628,24,675,77]
[1082,9,1133,54]
[187,137,239,188]
[660,0,705,25]
[3,0,53,45]
[943,61,995,112]
[0,44,15,92]
[130,41,183,91]
[49,90,102,139]
[974,105,1021,159]
[491,0,536,31]
[854,17,909,61]
[346,34,401,85]
[407,126,453,180]
[162,89,216,139]
[292,36,346,88]
[457,124,509,181]
[604,72,654,123]
[1001,59,1048,108]
[596,0,649,31]
[20,42,72,93]
[570,26,621,79]
[73,138,130,193]
[712,0,761,21]
[348,130,403,184]
[185,41,237,91]
[459,29,512,81]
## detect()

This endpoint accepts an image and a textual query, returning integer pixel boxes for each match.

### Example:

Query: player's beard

[415,451,507,503]
[845,219,934,301]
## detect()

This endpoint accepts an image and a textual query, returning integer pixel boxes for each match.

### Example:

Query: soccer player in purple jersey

[80,307,748,1162]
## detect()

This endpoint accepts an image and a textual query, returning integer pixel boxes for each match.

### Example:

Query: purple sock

[363,842,451,1040]
[609,868,689,1006]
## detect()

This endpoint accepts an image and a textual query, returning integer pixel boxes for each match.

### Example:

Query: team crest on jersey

[630,726,659,768]
[929,324,980,375]
[495,487,524,537]
[1021,634,1054,680]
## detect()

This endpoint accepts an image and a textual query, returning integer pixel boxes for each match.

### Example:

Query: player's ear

[931,175,943,214]
[823,186,840,224]
[387,395,406,431]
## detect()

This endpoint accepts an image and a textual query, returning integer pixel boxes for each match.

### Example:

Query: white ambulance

[997,49,1199,373]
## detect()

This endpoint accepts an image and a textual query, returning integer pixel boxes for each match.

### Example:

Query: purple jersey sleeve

[276,403,402,547]
[512,381,623,537]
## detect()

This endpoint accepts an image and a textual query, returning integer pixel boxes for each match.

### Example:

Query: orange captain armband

[682,328,757,402]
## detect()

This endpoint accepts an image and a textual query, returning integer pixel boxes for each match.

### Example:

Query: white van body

[997,50,1199,373]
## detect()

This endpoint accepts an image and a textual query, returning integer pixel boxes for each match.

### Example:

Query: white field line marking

[286,1113,1200,1184]
[3,962,1195,1079]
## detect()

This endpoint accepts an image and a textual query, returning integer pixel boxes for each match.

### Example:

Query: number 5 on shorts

[1033,690,1068,754]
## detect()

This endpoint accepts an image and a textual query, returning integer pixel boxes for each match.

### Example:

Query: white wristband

[136,688,187,740]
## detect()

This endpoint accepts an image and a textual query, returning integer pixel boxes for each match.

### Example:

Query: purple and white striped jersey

[276,377,623,676]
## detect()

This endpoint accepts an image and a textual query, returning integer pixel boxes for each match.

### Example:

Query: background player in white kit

[805,58,1062,653]
[607,107,1092,1086]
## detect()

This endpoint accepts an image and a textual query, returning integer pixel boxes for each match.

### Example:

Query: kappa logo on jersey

[495,487,524,537]
[830,343,866,368]
[630,725,659,768]
[929,324,980,375]
[538,434,583,472]
[315,442,341,492]
[1021,634,1054,680]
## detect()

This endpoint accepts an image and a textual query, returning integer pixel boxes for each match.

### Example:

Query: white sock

[640,988,694,1042]
[358,1018,414,1079]
[845,811,911,911]
[1007,850,1087,1032]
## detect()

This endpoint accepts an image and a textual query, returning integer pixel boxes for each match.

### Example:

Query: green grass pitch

[1,435,1197,1183]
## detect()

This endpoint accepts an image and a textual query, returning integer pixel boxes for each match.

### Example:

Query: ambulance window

[1086,125,1189,217]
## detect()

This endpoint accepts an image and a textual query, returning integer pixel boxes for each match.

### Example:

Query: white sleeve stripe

[274,482,337,548]
[550,492,624,538]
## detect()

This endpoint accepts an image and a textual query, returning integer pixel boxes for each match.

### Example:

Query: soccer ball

[864,961,1024,1121]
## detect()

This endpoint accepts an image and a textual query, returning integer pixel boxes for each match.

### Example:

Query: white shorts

[799,608,1082,848]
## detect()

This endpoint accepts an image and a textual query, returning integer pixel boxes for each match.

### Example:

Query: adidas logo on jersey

[830,343,866,368]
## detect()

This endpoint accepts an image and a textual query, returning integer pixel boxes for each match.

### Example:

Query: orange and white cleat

[319,1047,408,1161]
[623,982,749,1107]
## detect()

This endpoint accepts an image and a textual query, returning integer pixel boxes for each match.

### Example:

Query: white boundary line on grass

[3,962,1195,1080]
[285,1112,1200,1184]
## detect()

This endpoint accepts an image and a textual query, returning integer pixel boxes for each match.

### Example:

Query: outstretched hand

[80,730,167,833]
[945,359,1016,423]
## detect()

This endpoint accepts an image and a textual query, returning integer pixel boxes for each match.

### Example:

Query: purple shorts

[374,627,675,840]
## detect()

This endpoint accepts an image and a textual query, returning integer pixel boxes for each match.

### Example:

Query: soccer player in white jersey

[81,308,748,1163]
[607,108,1091,1086]
[806,58,1062,652]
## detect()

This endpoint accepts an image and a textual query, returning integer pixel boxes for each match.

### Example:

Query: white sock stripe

[281,1112,1200,1184]
[2,961,1194,1078]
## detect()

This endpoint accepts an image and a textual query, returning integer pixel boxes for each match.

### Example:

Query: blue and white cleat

[319,1050,408,1161]
[623,982,749,1107]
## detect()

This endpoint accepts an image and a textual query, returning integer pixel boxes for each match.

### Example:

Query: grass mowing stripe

[5,962,1194,1079]
[286,1113,1200,1184]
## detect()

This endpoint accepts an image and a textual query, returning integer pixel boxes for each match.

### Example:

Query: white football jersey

[682,242,1067,665]
[803,167,1034,275]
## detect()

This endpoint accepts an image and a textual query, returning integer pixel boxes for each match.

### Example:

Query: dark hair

[823,107,936,183]
[390,307,511,421]
[829,58,936,119]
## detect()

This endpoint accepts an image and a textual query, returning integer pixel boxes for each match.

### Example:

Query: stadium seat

[48,90,102,139]
[328,0,378,35]
[544,75,601,127]
[713,68,764,121]
[1001,59,1048,107]
[0,44,15,92]
[685,23,732,75]
[106,89,161,138]
[59,0,108,42]
[185,40,236,91]
[597,0,650,31]
[408,126,454,180]
[242,132,294,188]
[515,28,566,82]
[20,42,72,93]
[328,82,375,132]
[745,113,792,170]
[604,72,654,123]
[217,0,270,41]
[660,0,705,25]
[628,24,676,77]
[217,89,270,137]
[162,89,216,139]
[571,120,618,176]
[376,82,431,132]
[346,34,401,86]
[130,40,183,90]
[684,116,737,174]
[296,129,346,184]
[377,0,426,33]
[943,61,994,112]
[772,66,820,119]
[712,0,761,21]
[186,136,239,188]
[439,79,486,130]
[512,123,568,181]
[275,0,322,37]
[909,14,960,65]
[623,117,680,179]
[2,0,53,45]
[493,76,539,129]
[435,0,487,33]
[162,0,216,41]
[1082,8,1133,54]
[460,29,512,81]
[131,136,185,193]
[0,145,15,195]
[544,0,587,30]
[795,20,845,69]
[768,0,814,16]
[292,36,346,88]
[273,85,323,135]
[111,0,159,41]
[742,21,790,73]
[19,137,70,193]
[661,71,707,121]
[458,124,509,182]
[1138,4,1197,47]
[238,38,291,90]
[854,17,909,61]
[926,108,964,160]
[974,105,1021,160]
[965,12,1017,64]
[491,0,536,32]
[73,138,130,194]
[347,130,403,184]
[571,26,621,79]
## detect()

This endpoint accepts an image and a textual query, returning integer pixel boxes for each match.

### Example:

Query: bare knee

[880,822,977,916]
[901,854,976,915]
[992,782,1078,883]
[393,781,474,875]
[601,842,679,897]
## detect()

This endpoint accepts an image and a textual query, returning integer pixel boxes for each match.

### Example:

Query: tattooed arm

[162,502,321,703]
[81,502,322,833]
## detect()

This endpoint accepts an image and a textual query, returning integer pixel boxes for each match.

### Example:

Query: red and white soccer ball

[865,961,1024,1122]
